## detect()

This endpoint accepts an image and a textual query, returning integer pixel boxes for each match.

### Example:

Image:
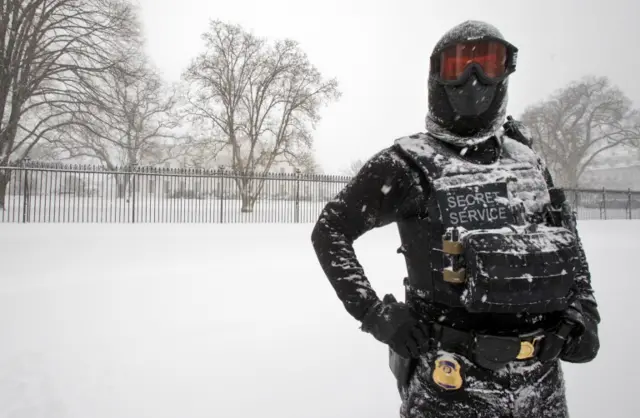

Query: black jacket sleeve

[543,167,601,363]
[310,147,417,322]
[560,208,601,363]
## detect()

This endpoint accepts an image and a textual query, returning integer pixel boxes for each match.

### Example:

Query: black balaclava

[425,20,517,147]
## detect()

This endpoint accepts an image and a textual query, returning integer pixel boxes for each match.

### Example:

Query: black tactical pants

[398,351,568,418]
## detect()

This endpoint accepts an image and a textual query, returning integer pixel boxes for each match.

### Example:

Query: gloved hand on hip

[538,301,586,362]
[360,293,431,359]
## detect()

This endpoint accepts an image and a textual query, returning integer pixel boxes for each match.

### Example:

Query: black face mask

[444,74,497,116]
[425,21,518,147]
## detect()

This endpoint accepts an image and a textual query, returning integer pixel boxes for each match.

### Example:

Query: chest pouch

[442,226,581,314]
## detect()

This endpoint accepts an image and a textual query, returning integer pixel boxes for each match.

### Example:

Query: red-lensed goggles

[433,38,517,84]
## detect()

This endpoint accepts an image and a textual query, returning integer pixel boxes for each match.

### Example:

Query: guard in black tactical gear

[311,20,600,418]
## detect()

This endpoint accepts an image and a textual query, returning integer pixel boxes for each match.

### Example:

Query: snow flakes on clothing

[394,133,551,217]
[310,145,421,320]
[399,351,568,418]
[431,20,505,54]
[425,89,509,148]
[425,20,511,148]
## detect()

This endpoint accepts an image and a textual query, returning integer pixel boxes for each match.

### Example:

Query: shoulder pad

[393,133,438,158]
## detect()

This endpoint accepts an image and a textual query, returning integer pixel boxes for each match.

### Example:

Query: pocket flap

[474,334,521,366]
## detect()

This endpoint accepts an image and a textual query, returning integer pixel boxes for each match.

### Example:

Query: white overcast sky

[137,0,639,174]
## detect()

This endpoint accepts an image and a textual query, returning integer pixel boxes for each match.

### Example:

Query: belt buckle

[516,335,543,360]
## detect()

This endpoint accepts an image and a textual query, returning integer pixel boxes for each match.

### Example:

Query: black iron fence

[1,161,639,223]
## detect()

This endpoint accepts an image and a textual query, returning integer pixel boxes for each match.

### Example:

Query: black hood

[425,20,514,147]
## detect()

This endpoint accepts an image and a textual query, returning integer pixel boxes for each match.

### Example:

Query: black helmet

[425,20,519,147]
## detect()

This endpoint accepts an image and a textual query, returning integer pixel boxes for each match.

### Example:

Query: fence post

[294,169,301,223]
[131,162,137,224]
[628,188,633,220]
[601,187,607,220]
[22,158,30,223]
[218,166,225,223]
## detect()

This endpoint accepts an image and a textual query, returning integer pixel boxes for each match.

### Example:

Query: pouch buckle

[442,239,464,255]
[443,267,466,284]
[516,335,544,360]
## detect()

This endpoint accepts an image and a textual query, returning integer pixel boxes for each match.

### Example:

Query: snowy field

[0,220,635,417]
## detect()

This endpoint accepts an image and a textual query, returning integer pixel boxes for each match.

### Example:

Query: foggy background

[138,0,640,174]
[1,1,637,417]
[3,0,639,192]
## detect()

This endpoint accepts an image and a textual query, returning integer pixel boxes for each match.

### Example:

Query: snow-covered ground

[0,221,634,417]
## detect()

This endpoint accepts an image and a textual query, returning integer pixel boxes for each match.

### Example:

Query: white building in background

[159,143,304,175]
[580,164,640,191]
[574,145,640,191]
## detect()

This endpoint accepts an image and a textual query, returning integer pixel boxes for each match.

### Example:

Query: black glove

[538,301,586,362]
[360,294,431,359]
[560,299,601,363]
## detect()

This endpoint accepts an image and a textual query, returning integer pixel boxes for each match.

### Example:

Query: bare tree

[296,151,323,175]
[176,124,230,170]
[22,140,63,161]
[182,20,340,212]
[49,56,184,197]
[520,75,640,188]
[340,158,365,177]
[0,0,137,209]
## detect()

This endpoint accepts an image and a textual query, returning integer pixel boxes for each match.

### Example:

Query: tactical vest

[393,133,581,315]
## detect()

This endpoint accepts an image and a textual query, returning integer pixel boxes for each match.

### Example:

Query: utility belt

[430,323,546,370]
[390,319,575,394]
